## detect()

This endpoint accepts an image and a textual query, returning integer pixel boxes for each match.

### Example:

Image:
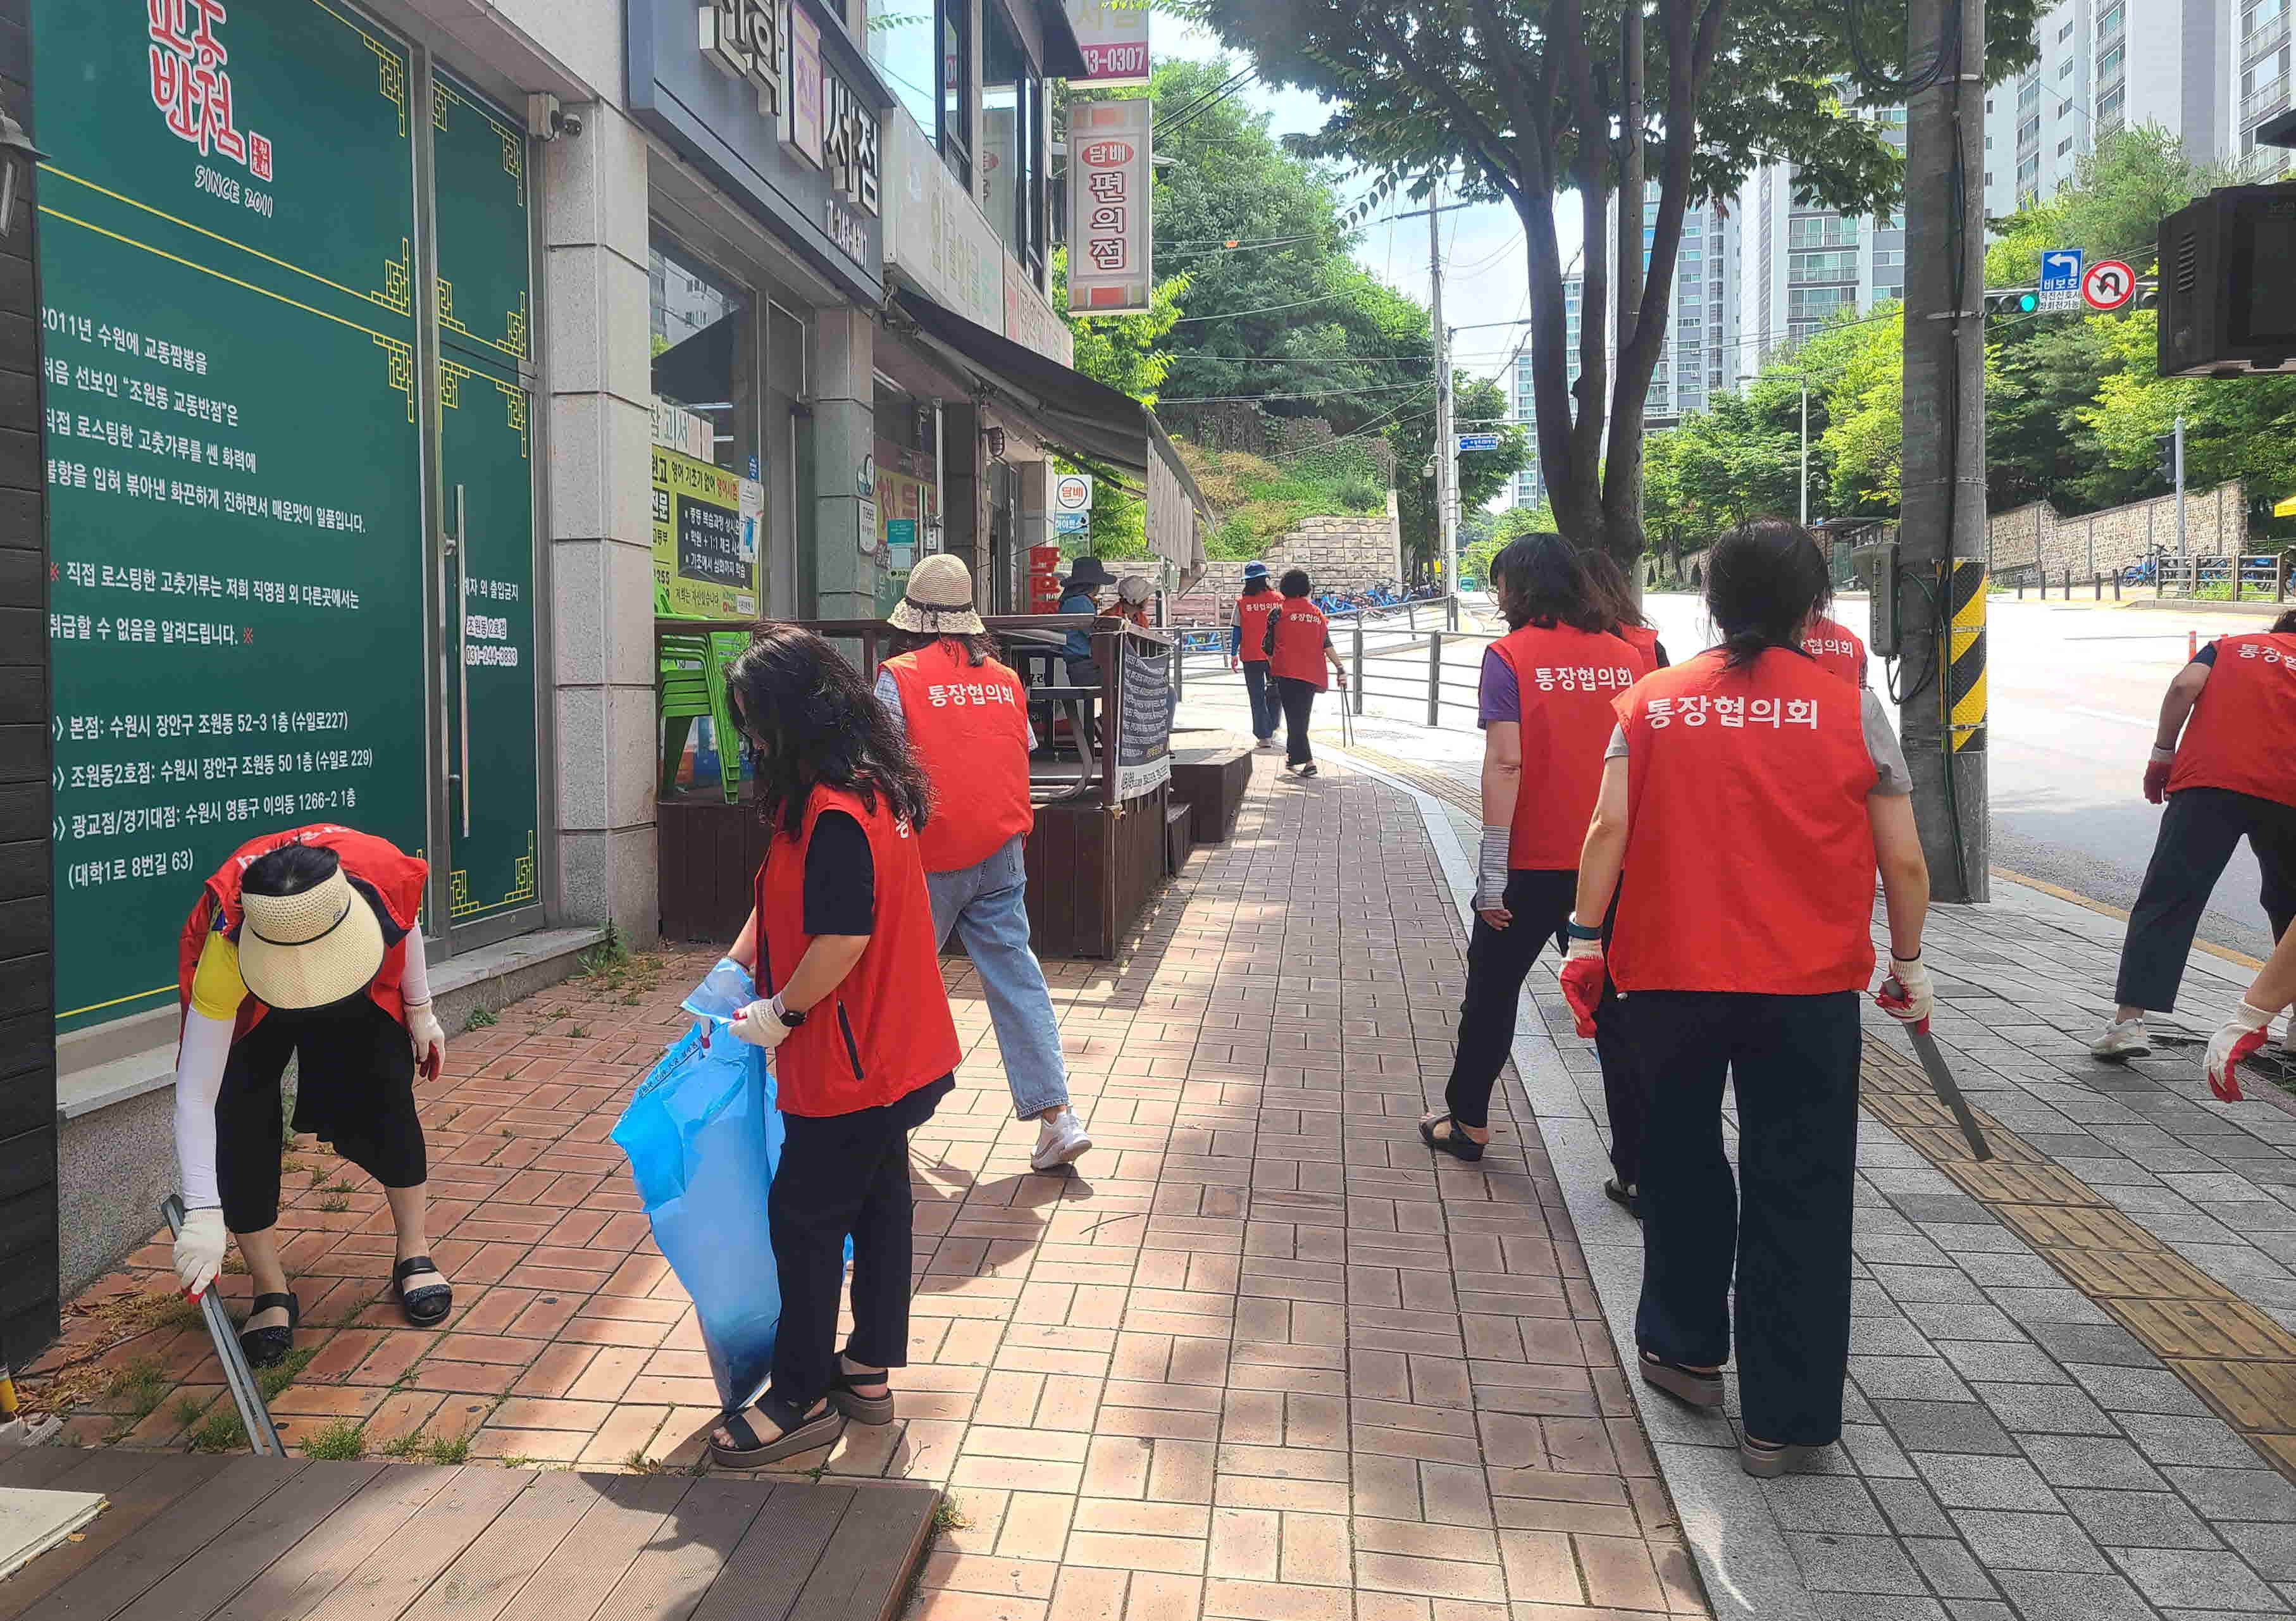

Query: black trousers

[1592,966,1646,1189]
[766,1099,919,1418]
[1628,990,1861,1447]
[2116,786,2296,1012]
[1443,869,1576,1130]
[1274,676,1320,766]
[1241,660,1277,740]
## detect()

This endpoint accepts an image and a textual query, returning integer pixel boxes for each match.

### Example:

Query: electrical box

[2157,186,2296,378]
[1852,540,1900,659]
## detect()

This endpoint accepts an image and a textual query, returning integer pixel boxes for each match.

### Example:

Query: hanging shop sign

[882,111,1002,330]
[628,0,892,301]
[1065,0,1150,85]
[1067,99,1152,315]
[654,446,764,619]
[1004,254,1075,366]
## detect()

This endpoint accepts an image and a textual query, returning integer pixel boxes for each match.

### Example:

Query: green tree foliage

[1198,0,2042,568]
[2083,311,2296,511]
[1053,250,1189,559]
[1393,375,1528,572]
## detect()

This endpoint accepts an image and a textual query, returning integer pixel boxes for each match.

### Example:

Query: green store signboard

[652,445,762,621]
[37,1,539,1032]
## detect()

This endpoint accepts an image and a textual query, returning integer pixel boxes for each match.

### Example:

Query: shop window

[943,0,972,186]
[869,0,938,135]
[982,0,1044,276]
[650,234,758,476]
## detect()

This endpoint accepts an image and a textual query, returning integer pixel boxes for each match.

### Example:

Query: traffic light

[2154,433,2177,486]
[2157,186,2296,376]
[1983,288,2039,319]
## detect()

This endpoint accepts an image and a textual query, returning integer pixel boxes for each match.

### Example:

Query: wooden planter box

[1169,746,1252,846]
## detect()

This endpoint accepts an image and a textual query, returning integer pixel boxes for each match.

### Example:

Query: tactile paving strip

[1862,1035,2296,1481]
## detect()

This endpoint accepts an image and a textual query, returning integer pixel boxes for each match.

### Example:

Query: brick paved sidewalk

[28,755,1710,1621]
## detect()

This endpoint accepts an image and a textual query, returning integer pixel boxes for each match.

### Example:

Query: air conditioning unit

[2156,184,2296,377]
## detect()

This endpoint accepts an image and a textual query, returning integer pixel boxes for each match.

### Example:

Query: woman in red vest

[1422,535,1647,1165]
[1583,550,1669,671]
[710,624,962,1467]
[1801,611,1869,688]
[876,554,1091,1171]
[170,826,447,1366]
[2093,608,2296,1062]
[1261,568,1349,775]
[1557,518,1932,1478]
[1230,561,1283,748]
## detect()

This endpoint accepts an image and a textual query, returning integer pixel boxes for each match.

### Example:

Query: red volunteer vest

[884,640,1035,873]
[1491,623,1651,870]
[755,782,962,1117]
[1803,615,1868,688]
[1609,649,1879,995]
[1267,599,1331,688]
[1615,623,1661,666]
[177,824,428,1040]
[1235,592,1281,663]
[2168,631,2296,808]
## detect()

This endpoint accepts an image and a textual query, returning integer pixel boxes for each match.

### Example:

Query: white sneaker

[2090,1017,2151,1061]
[1031,1109,1092,1171]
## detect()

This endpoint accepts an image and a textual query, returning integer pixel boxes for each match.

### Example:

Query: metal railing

[1169,593,1508,726]
[1999,554,2293,604]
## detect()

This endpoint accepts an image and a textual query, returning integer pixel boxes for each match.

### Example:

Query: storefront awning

[891,289,1212,580]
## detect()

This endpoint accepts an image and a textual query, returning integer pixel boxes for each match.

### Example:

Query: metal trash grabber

[161,1195,285,1455]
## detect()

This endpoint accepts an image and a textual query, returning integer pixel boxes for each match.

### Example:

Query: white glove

[1473,826,1510,914]
[1878,953,1933,1024]
[731,997,795,1051]
[174,1205,227,1299]
[2204,1000,2273,1102]
[407,1000,445,1078]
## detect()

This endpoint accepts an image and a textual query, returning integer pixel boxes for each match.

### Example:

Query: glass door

[429,68,542,944]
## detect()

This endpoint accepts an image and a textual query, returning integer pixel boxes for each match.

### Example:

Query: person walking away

[1583,550,1671,669]
[1556,517,1932,1479]
[1231,561,1282,748]
[709,624,962,1467]
[1262,568,1349,775]
[1420,535,1649,1168]
[876,554,1091,1171]
[2093,608,2296,1061]
[170,827,449,1366]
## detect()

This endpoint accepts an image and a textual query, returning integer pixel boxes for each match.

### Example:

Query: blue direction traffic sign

[2040,249,2083,291]
[1456,433,1500,451]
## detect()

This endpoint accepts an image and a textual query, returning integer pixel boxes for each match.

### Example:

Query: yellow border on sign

[59,983,175,1020]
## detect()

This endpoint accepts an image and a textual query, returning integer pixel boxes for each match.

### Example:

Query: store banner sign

[1067,99,1152,314]
[882,112,1002,330]
[654,447,764,619]
[628,0,888,299]
[1066,0,1150,85]
[1116,641,1174,799]
[1004,255,1075,366]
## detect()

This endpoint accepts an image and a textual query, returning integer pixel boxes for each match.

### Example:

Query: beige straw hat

[888,552,989,635]
[238,860,386,1010]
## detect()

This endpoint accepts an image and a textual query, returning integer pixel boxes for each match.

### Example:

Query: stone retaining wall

[1987,481,2247,581]
[1181,497,1403,619]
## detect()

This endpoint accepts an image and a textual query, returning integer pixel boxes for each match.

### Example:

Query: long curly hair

[725,623,933,838]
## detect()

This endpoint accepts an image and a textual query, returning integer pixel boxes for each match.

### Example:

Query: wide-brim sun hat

[888,552,988,635]
[1241,561,1270,579]
[238,864,386,1010]
[1063,554,1115,589]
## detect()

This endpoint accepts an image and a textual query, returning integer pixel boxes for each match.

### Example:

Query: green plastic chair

[659,629,749,803]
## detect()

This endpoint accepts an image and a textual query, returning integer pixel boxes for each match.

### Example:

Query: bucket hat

[1241,561,1271,580]
[1062,555,1115,589]
[887,552,988,635]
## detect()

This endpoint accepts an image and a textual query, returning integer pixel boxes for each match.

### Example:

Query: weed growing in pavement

[318,1195,351,1214]
[623,1449,662,1475]
[321,1179,354,1194]
[301,1419,368,1460]
[280,1156,306,1175]
[309,1167,327,1186]
[424,1431,472,1464]
[578,924,630,978]
[111,1358,171,1420]
[568,1025,588,1039]
[168,1393,209,1429]
[189,1408,248,1453]
[500,1454,531,1468]
[929,1496,969,1538]
[464,1006,499,1031]
[378,1429,426,1460]
[254,1345,316,1401]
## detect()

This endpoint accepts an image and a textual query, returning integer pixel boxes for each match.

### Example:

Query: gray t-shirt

[1605,688,1912,796]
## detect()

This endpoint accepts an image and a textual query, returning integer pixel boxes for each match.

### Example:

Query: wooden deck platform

[0,1447,938,1621]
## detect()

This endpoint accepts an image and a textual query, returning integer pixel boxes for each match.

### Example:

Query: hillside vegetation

[1178,439,1389,561]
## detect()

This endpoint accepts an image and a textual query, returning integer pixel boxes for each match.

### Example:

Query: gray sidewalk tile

[1869,1477,1958,1538]
[1851,1355,1978,1402]
[1933,1340,2075,1384]
[1872,1400,2021,1456]
[1952,1508,2114,1572]
[2057,1489,2225,1550]
[2163,1466,2296,1523]
[1975,1288,2116,1329]
[1911,1452,2064,1512]
[2023,1321,2162,1367]
[1908,1535,2003,1599]
[2067,1364,2218,1417]
[1989,1568,2160,1621]
[2216,1520,2296,1578]
[1968,1380,2119,1436]
[2108,1546,2283,1610]
[2120,1414,2282,1469]
[1782,1531,1929,1594]
[1762,1474,1890,1535]
[2021,1434,2173,1491]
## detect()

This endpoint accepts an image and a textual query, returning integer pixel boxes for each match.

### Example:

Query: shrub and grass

[1177,441,1391,561]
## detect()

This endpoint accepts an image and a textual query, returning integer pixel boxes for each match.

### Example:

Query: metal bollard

[1427,630,1442,727]
[1352,619,1365,715]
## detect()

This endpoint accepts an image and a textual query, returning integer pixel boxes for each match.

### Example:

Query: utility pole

[2173,412,2187,559]
[1898,0,1988,902]
[1799,378,1810,528]
[1428,178,1456,599]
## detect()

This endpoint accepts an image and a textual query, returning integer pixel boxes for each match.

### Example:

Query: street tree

[1196,0,2040,567]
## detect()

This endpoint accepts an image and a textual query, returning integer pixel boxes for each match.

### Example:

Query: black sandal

[1420,1113,1485,1162]
[829,1369,895,1426]
[709,1399,845,1468]
[1604,1178,1641,1219]
[1639,1350,1725,1409]
[394,1256,452,1327]
[238,1291,298,1369]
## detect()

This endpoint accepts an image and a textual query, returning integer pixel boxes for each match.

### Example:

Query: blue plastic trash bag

[685,956,754,1024]
[612,1000,783,1413]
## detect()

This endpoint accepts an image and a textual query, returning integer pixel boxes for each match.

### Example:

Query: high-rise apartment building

[1508,272,1584,509]
[1730,106,1906,375]
[2236,0,2293,177]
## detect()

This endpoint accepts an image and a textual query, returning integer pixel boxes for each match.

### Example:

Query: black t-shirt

[802,810,875,936]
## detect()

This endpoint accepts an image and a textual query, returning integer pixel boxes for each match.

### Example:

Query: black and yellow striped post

[1946,559,1987,753]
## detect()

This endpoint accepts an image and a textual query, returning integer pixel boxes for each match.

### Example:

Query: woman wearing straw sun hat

[877,554,1091,1171]
[169,825,449,1367]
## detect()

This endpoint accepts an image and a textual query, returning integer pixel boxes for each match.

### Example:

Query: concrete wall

[1189,497,1404,607]
[1986,480,2248,582]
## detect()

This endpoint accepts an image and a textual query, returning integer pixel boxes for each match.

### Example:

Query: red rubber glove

[1558,943,1604,1039]
[2144,747,2175,805]
[2204,1002,2271,1102]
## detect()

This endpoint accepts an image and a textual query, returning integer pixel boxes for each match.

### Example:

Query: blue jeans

[1241,660,1277,740]
[926,835,1070,1119]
